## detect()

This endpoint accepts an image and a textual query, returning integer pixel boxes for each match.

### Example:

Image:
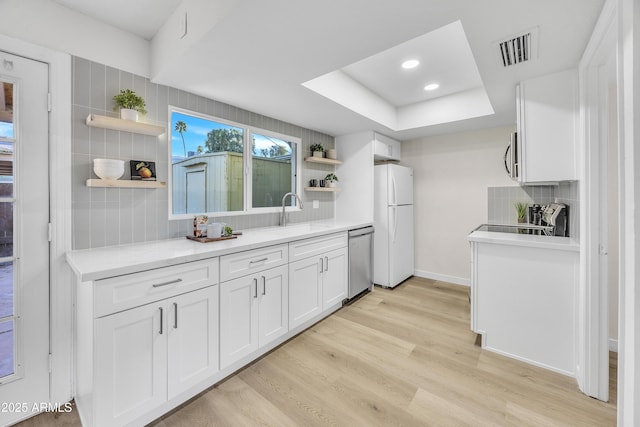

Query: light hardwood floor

[17,277,617,426]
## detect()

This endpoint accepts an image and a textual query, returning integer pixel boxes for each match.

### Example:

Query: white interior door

[0,52,50,424]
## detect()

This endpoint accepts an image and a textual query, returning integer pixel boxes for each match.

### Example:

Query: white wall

[402,125,516,285]
[0,0,149,77]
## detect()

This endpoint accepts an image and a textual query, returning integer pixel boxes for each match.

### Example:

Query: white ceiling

[52,0,605,141]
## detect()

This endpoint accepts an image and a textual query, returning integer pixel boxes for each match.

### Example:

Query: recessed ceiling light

[424,83,440,91]
[401,59,420,69]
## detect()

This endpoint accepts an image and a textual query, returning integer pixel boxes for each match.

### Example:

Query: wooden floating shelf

[86,179,166,189]
[86,114,166,136]
[304,186,341,192]
[304,156,342,165]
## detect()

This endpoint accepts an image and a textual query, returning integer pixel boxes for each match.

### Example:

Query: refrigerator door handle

[391,174,397,205]
[391,206,398,243]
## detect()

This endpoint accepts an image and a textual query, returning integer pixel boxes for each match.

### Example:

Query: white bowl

[93,159,124,180]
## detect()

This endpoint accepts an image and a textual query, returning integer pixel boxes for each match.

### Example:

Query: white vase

[327,181,336,188]
[313,151,324,158]
[326,149,337,159]
[120,108,138,121]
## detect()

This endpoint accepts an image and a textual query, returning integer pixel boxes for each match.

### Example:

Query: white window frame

[168,106,302,220]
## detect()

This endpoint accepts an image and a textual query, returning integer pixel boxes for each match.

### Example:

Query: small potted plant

[310,143,324,158]
[515,201,528,223]
[325,173,339,188]
[113,89,147,121]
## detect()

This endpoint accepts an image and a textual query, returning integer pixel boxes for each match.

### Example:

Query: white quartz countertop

[67,219,372,282]
[468,229,579,252]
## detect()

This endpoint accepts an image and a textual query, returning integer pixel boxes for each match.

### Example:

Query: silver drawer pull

[262,276,266,295]
[249,257,269,265]
[159,307,164,335]
[173,302,178,329]
[152,278,183,288]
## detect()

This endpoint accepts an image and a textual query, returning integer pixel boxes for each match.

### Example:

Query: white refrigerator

[373,164,414,288]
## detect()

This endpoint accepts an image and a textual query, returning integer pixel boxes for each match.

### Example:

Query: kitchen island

[468,229,579,376]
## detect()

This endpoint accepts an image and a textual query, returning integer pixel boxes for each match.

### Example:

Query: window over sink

[169,107,301,218]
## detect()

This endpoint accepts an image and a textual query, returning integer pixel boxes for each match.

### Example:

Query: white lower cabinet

[93,285,219,426]
[220,264,288,369]
[289,233,348,330]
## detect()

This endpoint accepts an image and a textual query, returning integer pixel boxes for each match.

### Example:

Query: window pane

[0,82,14,139]
[251,133,296,208]
[0,319,15,378]
[171,111,244,214]
[0,261,14,378]
[0,203,12,258]
[0,143,13,198]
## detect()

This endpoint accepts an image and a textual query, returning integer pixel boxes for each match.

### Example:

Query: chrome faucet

[281,192,303,226]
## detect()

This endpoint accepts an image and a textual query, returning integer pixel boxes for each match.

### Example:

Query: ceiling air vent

[496,27,538,67]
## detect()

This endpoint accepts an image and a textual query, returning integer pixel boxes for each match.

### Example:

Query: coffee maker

[541,203,569,237]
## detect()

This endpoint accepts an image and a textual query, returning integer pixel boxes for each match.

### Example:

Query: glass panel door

[0,81,15,380]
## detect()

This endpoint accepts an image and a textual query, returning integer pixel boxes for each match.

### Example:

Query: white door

[322,247,348,310]
[186,170,206,213]
[389,205,414,287]
[258,265,288,346]
[168,286,219,399]
[0,52,50,425]
[289,257,322,329]
[219,276,258,369]
[94,303,167,426]
[388,164,414,206]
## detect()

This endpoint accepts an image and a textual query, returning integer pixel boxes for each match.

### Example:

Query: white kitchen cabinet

[76,259,219,427]
[93,285,218,426]
[516,69,578,183]
[470,238,578,375]
[373,132,401,161]
[289,256,323,329]
[289,233,348,329]
[219,264,288,369]
[321,247,348,310]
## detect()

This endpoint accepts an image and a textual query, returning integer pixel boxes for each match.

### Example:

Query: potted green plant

[113,89,147,121]
[515,201,528,223]
[310,143,324,158]
[325,172,339,188]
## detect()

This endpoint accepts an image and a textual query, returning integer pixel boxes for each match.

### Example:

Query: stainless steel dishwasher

[347,226,374,302]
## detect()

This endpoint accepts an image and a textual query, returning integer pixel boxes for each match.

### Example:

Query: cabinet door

[517,69,577,182]
[220,276,259,369]
[321,247,348,311]
[167,286,219,399]
[94,303,167,426]
[258,265,289,346]
[289,257,322,329]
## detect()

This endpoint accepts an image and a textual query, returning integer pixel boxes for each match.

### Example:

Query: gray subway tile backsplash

[72,56,336,250]
[487,182,579,239]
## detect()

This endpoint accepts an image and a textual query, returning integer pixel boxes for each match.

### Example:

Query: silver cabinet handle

[159,307,164,335]
[253,278,258,298]
[173,302,178,329]
[319,257,323,272]
[325,256,329,272]
[250,257,268,265]
[262,276,266,295]
[152,278,182,288]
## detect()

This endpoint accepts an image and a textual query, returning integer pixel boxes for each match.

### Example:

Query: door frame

[0,34,72,405]
[577,0,616,402]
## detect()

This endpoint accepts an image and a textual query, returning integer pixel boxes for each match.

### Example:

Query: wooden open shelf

[86,114,166,136]
[304,186,341,192]
[86,179,166,189]
[304,156,342,165]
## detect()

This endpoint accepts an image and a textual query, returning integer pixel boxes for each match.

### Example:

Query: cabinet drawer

[289,232,348,262]
[94,259,219,318]
[220,244,288,282]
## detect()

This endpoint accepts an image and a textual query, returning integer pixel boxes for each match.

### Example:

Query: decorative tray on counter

[186,235,238,243]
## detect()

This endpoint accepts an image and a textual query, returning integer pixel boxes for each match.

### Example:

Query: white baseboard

[414,269,470,287]
[609,339,618,352]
